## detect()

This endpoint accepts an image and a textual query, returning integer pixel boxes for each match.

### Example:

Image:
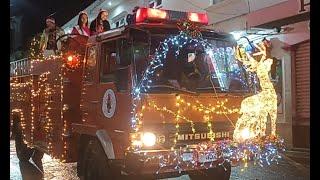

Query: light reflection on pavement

[10,140,78,180]
[10,141,22,180]
[10,140,309,180]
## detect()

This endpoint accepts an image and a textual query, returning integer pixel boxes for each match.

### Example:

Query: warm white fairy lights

[233,41,278,142]
[11,27,284,173]
[10,50,78,161]
[130,31,236,136]
[129,29,284,172]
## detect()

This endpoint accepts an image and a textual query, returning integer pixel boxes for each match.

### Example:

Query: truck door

[81,45,99,124]
[96,38,132,158]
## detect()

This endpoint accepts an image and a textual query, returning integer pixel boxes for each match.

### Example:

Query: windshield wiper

[148,84,197,94]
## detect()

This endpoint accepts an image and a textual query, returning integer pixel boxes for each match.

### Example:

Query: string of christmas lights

[11,45,80,161]
[131,31,227,134]
[233,41,278,141]
[134,135,285,175]
[130,23,285,172]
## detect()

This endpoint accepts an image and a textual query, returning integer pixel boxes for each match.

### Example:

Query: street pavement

[10,140,310,180]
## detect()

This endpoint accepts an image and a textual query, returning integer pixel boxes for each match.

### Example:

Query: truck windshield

[135,34,249,93]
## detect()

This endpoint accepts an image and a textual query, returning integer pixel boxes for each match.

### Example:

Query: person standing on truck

[71,11,90,36]
[90,9,111,35]
[126,6,139,25]
[39,16,65,57]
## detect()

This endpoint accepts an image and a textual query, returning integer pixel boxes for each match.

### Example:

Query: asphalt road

[10,140,310,180]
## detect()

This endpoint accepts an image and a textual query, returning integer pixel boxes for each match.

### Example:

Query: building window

[114,16,126,28]
[211,0,225,5]
[149,0,162,8]
[149,2,155,8]
[156,0,162,6]
[120,18,125,25]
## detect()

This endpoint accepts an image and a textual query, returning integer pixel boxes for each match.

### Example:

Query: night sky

[10,0,95,50]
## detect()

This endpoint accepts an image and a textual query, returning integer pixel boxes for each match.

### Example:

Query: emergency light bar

[135,8,208,25]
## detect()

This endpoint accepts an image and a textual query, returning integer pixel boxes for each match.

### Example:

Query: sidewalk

[283,148,310,169]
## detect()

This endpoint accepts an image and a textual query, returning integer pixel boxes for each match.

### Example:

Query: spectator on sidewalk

[90,9,111,35]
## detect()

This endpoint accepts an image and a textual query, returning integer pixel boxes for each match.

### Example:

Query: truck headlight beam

[240,128,251,140]
[142,132,156,147]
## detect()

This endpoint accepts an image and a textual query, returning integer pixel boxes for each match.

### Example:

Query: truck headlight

[142,132,156,147]
[240,128,251,140]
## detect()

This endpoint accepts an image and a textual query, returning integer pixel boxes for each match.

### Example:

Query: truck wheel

[189,161,231,180]
[12,116,33,162]
[82,138,120,180]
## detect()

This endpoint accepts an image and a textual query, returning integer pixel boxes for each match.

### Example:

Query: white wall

[62,0,107,33]
[206,0,288,24]
[62,0,150,32]
[161,0,208,12]
[62,0,289,32]
[211,14,247,32]
[270,37,293,147]
[108,0,140,29]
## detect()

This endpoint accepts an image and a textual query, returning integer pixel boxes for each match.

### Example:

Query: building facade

[62,0,310,149]
[10,16,23,54]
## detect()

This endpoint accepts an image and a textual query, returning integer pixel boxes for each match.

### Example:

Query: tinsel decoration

[137,135,285,174]
[177,19,202,38]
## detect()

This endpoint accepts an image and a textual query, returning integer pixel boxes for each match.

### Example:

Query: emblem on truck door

[102,89,116,118]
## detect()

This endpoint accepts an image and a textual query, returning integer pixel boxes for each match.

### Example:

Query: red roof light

[187,12,208,25]
[136,8,168,23]
[135,8,208,25]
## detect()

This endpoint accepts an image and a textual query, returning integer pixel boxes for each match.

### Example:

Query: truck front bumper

[124,148,228,178]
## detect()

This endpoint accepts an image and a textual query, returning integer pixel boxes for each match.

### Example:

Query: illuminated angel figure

[233,40,277,142]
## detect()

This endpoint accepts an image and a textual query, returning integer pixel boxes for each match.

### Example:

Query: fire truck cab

[10,8,251,180]
[74,8,249,179]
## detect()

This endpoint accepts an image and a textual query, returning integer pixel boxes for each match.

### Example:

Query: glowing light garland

[129,25,285,172]
[11,39,81,161]
[233,41,278,142]
[10,27,285,172]
[131,31,229,133]
[134,136,285,175]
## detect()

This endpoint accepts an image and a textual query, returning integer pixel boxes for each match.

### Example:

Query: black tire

[82,138,120,180]
[189,161,231,180]
[12,116,33,162]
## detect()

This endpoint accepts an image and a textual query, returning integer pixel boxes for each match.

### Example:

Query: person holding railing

[39,16,65,57]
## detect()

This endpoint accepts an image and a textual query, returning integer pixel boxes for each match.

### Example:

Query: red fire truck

[10,8,250,179]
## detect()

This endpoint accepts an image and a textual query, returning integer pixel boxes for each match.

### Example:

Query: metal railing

[10,58,31,77]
